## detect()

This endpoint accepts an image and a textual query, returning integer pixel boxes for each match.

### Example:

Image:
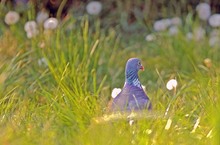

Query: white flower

[196,3,211,21]
[208,14,220,27]
[43,18,59,30]
[169,26,179,36]
[86,1,102,15]
[111,88,121,98]
[166,79,177,90]
[36,10,49,24]
[4,11,20,25]
[171,17,182,26]
[145,34,156,41]
[153,19,171,31]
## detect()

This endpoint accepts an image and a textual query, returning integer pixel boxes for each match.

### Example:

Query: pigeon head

[126,58,144,72]
[125,58,144,84]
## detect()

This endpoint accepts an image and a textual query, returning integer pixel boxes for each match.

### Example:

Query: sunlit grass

[0,15,219,145]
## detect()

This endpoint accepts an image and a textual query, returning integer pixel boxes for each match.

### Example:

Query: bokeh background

[0,0,220,145]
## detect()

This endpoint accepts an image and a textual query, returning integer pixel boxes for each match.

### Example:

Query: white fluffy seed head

[145,34,156,42]
[171,17,182,26]
[43,18,59,30]
[166,79,178,90]
[153,19,171,31]
[86,1,102,15]
[4,11,20,25]
[208,14,220,27]
[111,88,121,98]
[24,21,38,38]
[196,3,211,21]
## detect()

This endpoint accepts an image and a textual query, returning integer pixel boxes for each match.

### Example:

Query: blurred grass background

[0,0,220,145]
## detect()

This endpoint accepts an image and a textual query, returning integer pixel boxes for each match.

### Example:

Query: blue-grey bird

[110,58,152,111]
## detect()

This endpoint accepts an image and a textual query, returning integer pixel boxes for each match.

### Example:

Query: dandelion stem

[56,0,68,20]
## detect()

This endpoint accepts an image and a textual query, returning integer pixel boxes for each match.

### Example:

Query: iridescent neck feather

[125,70,141,88]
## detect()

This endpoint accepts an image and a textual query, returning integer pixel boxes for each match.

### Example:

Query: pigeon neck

[125,70,141,88]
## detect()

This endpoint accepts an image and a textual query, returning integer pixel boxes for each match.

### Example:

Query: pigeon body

[111,58,151,111]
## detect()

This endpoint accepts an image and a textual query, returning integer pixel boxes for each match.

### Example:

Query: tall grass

[0,16,219,145]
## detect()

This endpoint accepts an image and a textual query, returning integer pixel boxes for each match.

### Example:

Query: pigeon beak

[140,65,144,71]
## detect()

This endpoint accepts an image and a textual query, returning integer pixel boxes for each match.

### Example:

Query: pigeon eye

[138,61,141,65]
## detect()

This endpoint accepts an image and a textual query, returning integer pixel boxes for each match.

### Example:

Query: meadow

[0,1,220,145]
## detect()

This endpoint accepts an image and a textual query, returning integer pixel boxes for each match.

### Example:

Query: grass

[0,15,219,145]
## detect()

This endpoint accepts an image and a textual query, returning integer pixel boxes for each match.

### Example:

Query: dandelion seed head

[196,3,211,21]
[111,88,121,98]
[86,1,102,15]
[145,34,156,42]
[24,21,38,32]
[4,11,20,25]
[166,79,177,90]
[24,21,38,38]
[208,14,220,27]
[44,18,59,30]
[171,17,182,26]
[153,19,171,31]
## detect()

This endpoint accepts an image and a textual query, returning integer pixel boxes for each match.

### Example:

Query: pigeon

[110,58,152,112]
